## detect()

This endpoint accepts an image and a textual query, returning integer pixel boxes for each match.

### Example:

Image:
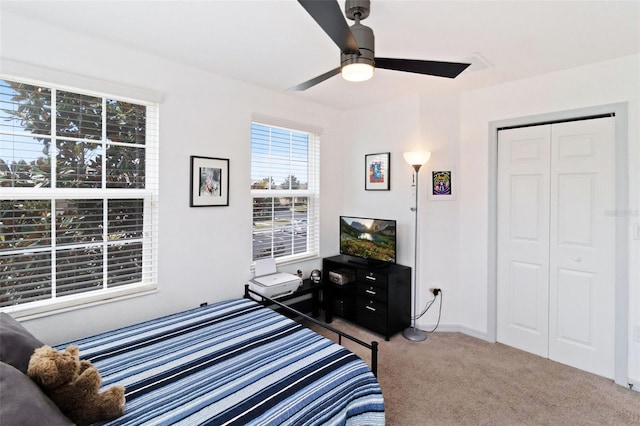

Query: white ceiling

[2,0,639,110]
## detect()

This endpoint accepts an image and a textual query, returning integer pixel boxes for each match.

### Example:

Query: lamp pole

[402,151,430,342]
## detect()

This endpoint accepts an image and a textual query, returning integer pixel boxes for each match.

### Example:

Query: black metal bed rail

[244,285,379,377]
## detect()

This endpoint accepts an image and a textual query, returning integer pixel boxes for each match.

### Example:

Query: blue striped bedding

[57,298,384,425]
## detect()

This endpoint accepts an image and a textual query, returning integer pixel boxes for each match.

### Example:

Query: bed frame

[244,284,379,376]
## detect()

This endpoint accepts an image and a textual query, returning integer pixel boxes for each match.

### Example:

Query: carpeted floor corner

[306,317,640,426]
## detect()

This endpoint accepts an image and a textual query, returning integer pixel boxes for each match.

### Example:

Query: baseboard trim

[422,323,457,333]
[422,323,490,341]
[628,377,640,392]
[457,325,491,341]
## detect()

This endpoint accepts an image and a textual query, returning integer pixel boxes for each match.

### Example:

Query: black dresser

[322,255,411,341]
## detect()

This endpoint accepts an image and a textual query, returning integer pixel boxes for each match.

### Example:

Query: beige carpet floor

[306,317,640,426]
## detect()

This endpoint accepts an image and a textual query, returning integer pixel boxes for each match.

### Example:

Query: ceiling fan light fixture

[293,0,471,91]
[341,62,374,82]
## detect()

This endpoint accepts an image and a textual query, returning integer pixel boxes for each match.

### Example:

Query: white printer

[249,258,302,299]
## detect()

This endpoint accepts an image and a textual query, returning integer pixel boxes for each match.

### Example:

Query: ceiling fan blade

[298,0,359,54]
[288,67,342,91]
[375,58,471,79]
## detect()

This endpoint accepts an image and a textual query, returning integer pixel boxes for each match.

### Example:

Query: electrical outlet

[634,325,640,343]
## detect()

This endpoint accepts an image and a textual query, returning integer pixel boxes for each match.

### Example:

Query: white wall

[3,7,639,387]
[0,11,343,344]
[418,94,463,330]
[340,95,420,270]
[339,53,640,384]
[339,94,464,330]
[457,54,640,384]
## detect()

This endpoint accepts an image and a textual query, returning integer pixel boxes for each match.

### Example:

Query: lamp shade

[403,151,431,166]
[341,63,374,82]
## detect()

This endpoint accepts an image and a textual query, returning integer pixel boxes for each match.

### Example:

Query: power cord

[413,292,436,319]
[412,288,443,333]
[426,292,443,333]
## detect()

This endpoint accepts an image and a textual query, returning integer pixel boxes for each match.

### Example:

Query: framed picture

[190,156,229,207]
[428,166,456,200]
[365,152,390,191]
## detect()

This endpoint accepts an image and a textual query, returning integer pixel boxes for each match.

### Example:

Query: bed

[42,297,383,425]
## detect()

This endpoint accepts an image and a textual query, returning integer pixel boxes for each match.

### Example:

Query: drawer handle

[365,289,376,295]
[365,275,376,281]
[365,306,376,312]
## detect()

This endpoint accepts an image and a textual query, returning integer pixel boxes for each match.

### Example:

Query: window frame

[250,120,320,266]
[0,74,159,319]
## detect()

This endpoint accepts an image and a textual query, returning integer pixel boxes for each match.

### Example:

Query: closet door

[497,124,551,357]
[497,117,615,378]
[548,117,615,378]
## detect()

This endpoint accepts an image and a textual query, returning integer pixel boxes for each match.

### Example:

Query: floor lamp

[402,151,431,342]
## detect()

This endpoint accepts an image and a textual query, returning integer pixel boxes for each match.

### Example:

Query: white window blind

[0,77,159,317]
[251,122,319,263]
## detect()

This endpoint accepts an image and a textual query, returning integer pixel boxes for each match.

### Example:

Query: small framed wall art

[428,166,456,200]
[190,156,229,207]
[365,152,390,191]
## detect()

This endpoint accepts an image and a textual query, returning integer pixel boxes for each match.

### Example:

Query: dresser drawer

[356,306,387,335]
[356,269,388,287]
[356,298,387,317]
[357,282,387,302]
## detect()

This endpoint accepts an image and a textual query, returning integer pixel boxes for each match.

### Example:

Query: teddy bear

[27,345,125,426]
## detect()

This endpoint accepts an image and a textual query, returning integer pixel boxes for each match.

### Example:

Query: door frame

[487,103,629,387]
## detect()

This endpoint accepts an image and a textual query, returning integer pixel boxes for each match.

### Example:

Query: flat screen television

[339,216,397,264]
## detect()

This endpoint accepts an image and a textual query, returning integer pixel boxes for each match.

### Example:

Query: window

[251,121,319,263]
[0,78,158,316]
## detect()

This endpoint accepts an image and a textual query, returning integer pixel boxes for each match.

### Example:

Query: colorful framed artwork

[428,166,456,200]
[190,156,229,207]
[365,152,390,191]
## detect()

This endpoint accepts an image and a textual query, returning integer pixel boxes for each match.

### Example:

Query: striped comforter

[58,298,384,425]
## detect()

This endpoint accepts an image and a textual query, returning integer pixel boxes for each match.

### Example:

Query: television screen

[339,216,397,264]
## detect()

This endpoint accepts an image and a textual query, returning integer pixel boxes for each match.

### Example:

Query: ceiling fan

[290,0,471,91]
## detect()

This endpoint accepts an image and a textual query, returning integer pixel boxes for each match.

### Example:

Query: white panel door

[548,117,615,378]
[497,125,551,357]
[497,117,615,379]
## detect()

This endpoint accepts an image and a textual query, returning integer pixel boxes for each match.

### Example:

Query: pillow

[0,362,74,426]
[0,312,44,373]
